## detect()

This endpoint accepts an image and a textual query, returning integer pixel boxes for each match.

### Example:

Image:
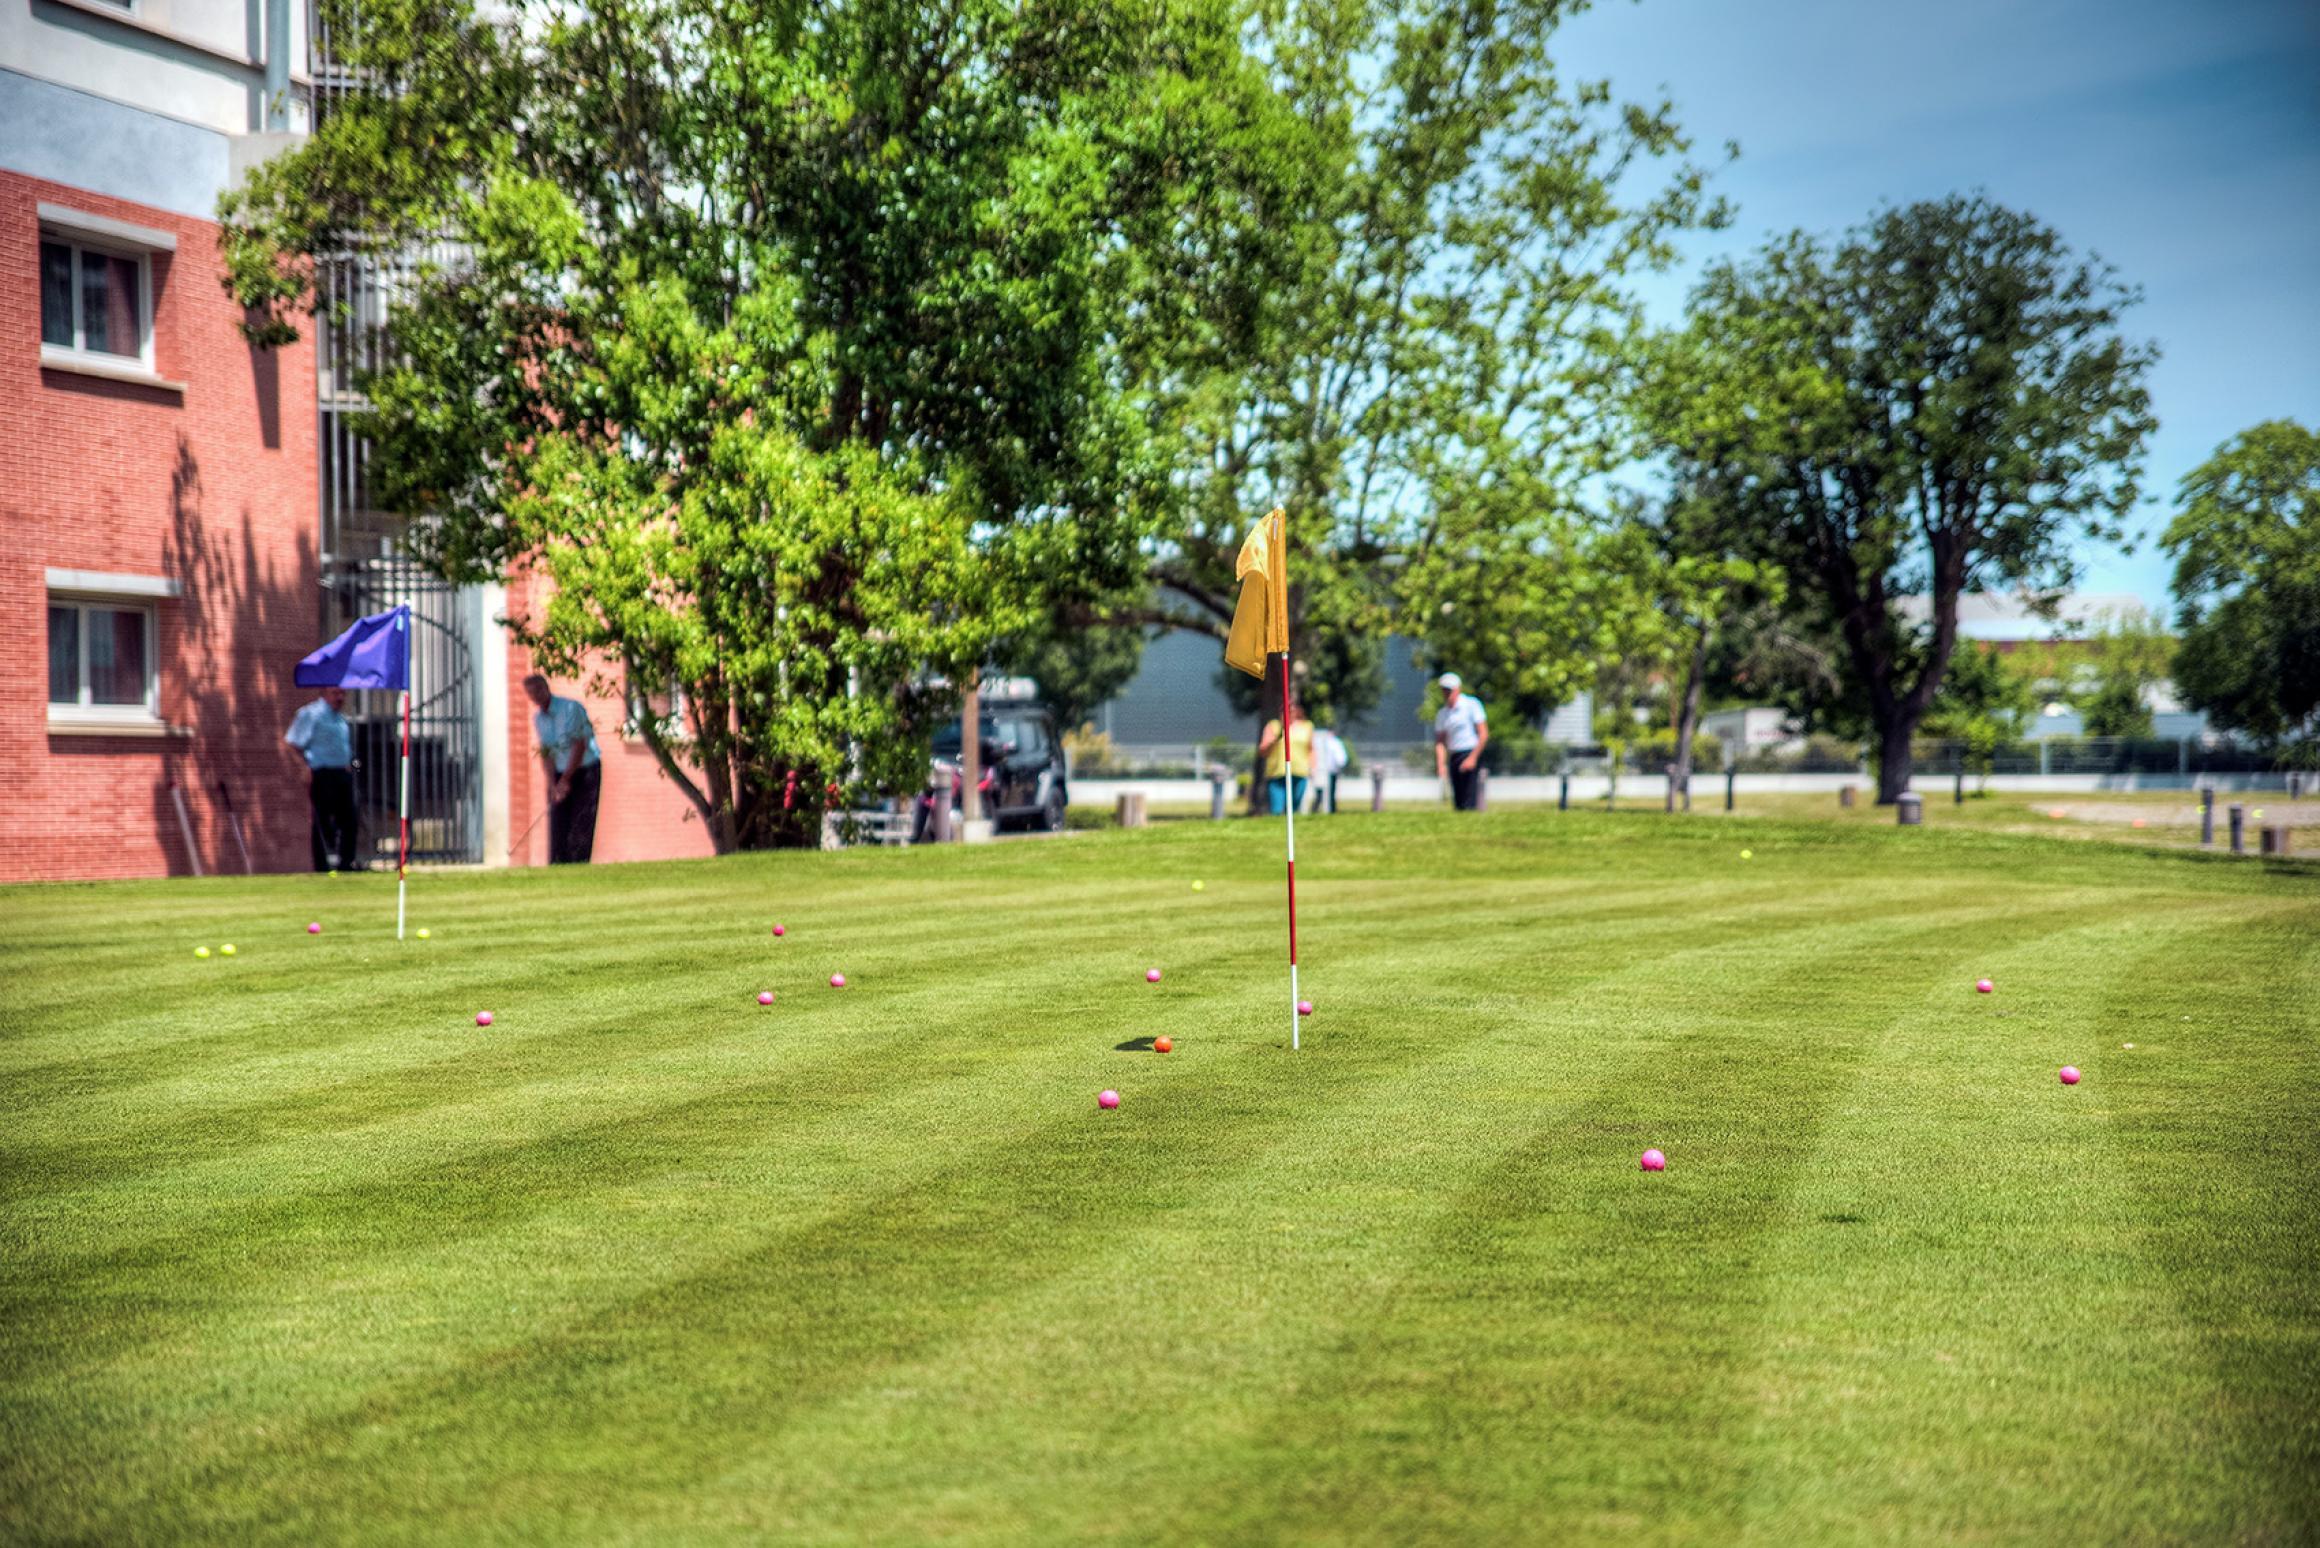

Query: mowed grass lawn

[3,813,2316,1544]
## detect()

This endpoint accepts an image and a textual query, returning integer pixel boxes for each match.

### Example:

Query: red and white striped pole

[1280,648,1300,1051]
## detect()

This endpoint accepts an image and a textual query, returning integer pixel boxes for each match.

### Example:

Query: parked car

[929,700,1069,832]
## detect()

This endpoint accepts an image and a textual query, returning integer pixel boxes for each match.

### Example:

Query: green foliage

[1631,727,1722,771]
[221,0,1270,845]
[2164,420,2320,754]
[1642,196,2158,799]
[1923,642,2039,775]
[995,623,1148,742]
[1135,0,1730,730]
[2075,608,2174,739]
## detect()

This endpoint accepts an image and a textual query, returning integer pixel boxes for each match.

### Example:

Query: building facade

[1,2,710,880]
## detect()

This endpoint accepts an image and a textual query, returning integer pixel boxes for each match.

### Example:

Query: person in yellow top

[1258,687,1316,815]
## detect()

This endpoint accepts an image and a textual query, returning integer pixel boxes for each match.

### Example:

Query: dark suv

[930,700,1069,831]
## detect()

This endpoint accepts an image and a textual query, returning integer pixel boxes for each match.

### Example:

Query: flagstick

[396,686,411,941]
[1281,649,1299,1052]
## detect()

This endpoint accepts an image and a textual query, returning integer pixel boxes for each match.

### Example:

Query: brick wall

[500,575,719,867]
[0,171,319,881]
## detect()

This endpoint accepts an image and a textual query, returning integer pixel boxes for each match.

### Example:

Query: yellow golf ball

[1740,849,1753,860]
[416,928,431,940]
[194,946,210,959]
[1191,880,1205,893]
[220,944,236,956]
[2253,808,2265,821]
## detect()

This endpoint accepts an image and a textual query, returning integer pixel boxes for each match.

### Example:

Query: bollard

[2260,825,2292,857]
[1664,764,1677,814]
[1116,792,1149,829]
[1476,768,1490,812]
[1840,785,1857,809]
[1209,768,1228,821]
[1954,768,1965,805]
[2200,786,2214,846]
[1370,764,1386,814]
[2229,803,2244,854]
[1558,771,1570,811]
[1897,791,1923,826]
[1725,766,1736,812]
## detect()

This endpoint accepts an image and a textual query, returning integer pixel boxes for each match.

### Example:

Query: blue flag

[296,606,411,691]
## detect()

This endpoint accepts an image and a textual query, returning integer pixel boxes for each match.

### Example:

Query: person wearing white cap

[1433,672,1489,810]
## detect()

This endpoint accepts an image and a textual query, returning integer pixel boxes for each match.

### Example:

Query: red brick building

[1,11,710,882]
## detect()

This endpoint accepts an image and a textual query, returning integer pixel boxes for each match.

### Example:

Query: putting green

[2,813,2314,1543]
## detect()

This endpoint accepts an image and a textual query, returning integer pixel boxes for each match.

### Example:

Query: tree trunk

[1671,623,1710,783]
[1875,717,1916,805]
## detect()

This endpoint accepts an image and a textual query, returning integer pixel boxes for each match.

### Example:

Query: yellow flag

[1223,507,1289,678]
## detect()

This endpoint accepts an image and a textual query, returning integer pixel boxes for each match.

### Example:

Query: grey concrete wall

[0,68,232,215]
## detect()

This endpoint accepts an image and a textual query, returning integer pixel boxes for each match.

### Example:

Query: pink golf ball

[1296,1000,1313,1016]
[306,922,321,934]
[1640,1148,1666,1172]
[772,924,786,937]
[2059,1065,2081,1085]
[475,1011,493,1027]
[1975,978,1994,994]
[1098,1089,1120,1110]
[829,973,846,988]
[1146,968,1162,983]
[757,991,774,1006]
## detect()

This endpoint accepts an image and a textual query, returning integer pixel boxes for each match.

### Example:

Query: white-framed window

[47,599,159,720]
[40,235,152,367]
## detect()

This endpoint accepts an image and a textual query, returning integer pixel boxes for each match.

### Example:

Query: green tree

[2074,608,2174,739]
[1923,640,2038,780]
[1642,196,2158,802]
[1131,0,1730,747]
[2164,420,2320,756]
[994,617,1148,737]
[219,0,1275,845]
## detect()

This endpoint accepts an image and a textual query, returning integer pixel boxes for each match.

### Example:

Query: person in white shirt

[1309,723,1351,813]
[1432,672,1489,811]
[524,673,601,863]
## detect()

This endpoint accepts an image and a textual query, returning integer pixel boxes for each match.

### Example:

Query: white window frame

[37,205,177,386]
[46,579,172,736]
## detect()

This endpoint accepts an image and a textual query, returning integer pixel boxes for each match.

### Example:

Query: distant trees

[1137,0,1730,739]
[1642,196,2158,801]
[2165,420,2320,756]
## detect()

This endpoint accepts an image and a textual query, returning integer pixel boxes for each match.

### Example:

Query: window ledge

[48,711,185,739]
[40,348,184,394]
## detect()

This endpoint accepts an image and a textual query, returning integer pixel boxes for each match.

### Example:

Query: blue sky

[1557,0,2320,612]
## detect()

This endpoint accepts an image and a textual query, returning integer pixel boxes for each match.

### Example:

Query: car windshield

[931,714,1041,757]
[931,718,1001,757]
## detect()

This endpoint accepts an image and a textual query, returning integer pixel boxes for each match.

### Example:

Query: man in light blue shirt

[524,673,601,863]
[1432,672,1490,811]
[284,686,360,870]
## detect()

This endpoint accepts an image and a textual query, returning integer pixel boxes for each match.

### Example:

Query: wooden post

[2229,803,2245,855]
[2260,825,2291,857]
[1954,768,1965,805]
[1664,764,1676,814]
[2200,786,2214,846]
[1116,791,1148,829]
[1370,764,1386,813]
[1558,771,1570,811]
[1897,792,1923,826]
[1725,766,1735,812]
[1475,768,1489,812]
[1209,769,1228,821]
[1840,784,1857,809]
